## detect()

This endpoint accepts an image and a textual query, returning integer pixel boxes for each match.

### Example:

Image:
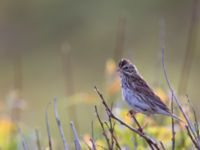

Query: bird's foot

[137,127,144,133]
[128,110,144,134]
[128,110,137,116]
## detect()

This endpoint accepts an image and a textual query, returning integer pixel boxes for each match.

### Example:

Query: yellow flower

[0,117,17,149]
[83,134,92,147]
[0,117,16,135]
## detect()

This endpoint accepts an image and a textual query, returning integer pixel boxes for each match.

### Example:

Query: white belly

[122,87,150,113]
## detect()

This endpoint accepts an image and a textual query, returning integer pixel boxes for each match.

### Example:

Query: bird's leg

[128,110,144,133]
[128,110,137,116]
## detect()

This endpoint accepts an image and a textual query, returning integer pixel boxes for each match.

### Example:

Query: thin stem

[94,86,160,150]
[54,98,69,150]
[129,111,144,133]
[45,102,52,150]
[171,93,176,150]
[186,95,199,139]
[161,48,199,146]
[70,121,82,150]
[95,106,112,150]
[35,129,41,150]
[105,119,121,149]
[82,140,92,150]
[90,121,96,150]
[18,128,29,150]
[186,126,199,149]
[160,141,166,150]
[90,138,96,150]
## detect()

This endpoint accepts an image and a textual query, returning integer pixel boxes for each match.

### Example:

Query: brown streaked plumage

[118,58,180,120]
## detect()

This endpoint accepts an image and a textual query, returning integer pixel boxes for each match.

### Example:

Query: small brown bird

[118,58,180,120]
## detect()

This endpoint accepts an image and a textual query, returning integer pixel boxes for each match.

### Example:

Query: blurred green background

[0,0,200,148]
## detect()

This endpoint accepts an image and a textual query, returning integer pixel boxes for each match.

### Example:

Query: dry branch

[186,95,199,139]
[171,93,176,150]
[90,121,97,150]
[129,111,144,133]
[160,141,166,150]
[45,102,52,150]
[161,48,200,148]
[54,98,69,150]
[105,113,121,150]
[94,86,160,150]
[186,126,199,149]
[35,129,41,150]
[90,139,96,150]
[70,121,82,150]
[95,106,112,149]
[18,128,29,150]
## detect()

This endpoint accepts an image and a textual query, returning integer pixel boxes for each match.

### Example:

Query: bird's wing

[132,76,170,113]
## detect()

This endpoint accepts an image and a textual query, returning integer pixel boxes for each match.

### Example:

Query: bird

[117,58,181,120]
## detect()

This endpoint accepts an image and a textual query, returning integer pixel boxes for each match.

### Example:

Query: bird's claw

[128,110,137,116]
[138,127,144,133]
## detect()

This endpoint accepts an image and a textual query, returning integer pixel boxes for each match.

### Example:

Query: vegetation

[0,50,199,150]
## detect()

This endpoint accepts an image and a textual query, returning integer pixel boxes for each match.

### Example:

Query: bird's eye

[123,66,129,70]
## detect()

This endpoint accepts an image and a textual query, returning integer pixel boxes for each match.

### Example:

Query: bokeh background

[0,0,200,149]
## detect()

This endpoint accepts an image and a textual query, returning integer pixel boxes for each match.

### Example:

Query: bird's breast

[122,88,137,104]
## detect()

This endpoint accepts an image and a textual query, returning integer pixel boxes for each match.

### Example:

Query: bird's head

[117,58,138,76]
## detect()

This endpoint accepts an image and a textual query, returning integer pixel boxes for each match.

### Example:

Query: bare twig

[35,129,41,150]
[171,93,176,150]
[161,48,200,148]
[186,126,199,149]
[111,133,121,150]
[105,120,121,150]
[106,103,114,149]
[91,121,94,141]
[90,139,96,150]
[54,98,69,150]
[159,141,166,150]
[45,102,52,150]
[70,121,82,150]
[90,121,96,150]
[94,86,160,150]
[186,95,199,139]
[129,111,144,133]
[95,106,112,149]
[112,124,121,150]
[18,128,29,150]
[108,112,114,149]
[82,140,92,150]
